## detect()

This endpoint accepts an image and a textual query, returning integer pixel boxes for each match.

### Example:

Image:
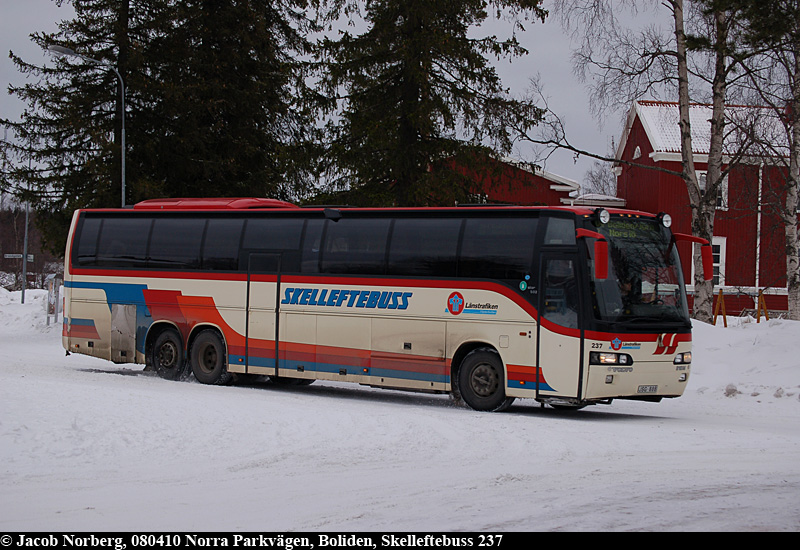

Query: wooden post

[712,288,727,327]
[756,290,770,323]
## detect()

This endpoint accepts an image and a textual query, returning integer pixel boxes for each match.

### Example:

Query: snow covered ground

[1,288,798,532]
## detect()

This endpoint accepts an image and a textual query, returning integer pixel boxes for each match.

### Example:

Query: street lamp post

[48,45,126,208]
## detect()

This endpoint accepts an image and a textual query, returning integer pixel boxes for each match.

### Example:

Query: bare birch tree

[732,0,800,319]
[526,0,752,323]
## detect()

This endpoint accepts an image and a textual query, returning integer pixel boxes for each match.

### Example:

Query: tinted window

[203,218,244,271]
[74,216,102,266]
[149,217,205,269]
[241,217,305,272]
[459,217,538,281]
[388,218,461,277]
[95,217,152,268]
[321,218,391,275]
[300,219,324,273]
[242,217,303,251]
[542,258,579,328]
[544,216,576,245]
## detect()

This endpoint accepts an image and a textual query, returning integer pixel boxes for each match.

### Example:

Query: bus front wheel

[190,330,232,385]
[457,348,515,412]
[152,328,186,381]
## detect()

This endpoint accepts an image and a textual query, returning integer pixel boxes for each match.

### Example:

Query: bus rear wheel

[152,328,186,381]
[457,348,515,412]
[190,329,232,385]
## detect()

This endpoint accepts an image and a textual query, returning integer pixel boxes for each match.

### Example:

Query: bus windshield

[590,217,690,326]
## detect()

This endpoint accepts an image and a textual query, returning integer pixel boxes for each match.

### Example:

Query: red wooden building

[454,155,582,206]
[613,100,793,314]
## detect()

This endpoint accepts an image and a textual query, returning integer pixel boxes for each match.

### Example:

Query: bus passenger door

[537,253,584,399]
[246,253,282,375]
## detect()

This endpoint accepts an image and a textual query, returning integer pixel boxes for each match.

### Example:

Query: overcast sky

[0,0,636,189]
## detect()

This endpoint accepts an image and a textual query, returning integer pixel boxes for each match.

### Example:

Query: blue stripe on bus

[64,281,149,309]
[69,318,97,326]
[239,355,450,384]
[507,380,554,391]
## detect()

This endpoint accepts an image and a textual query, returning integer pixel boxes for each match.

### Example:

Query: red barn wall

[615,112,797,314]
[453,156,576,206]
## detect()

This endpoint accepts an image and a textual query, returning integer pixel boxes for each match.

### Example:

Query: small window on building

[691,236,726,287]
[711,237,726,286]
[697,171,728,210]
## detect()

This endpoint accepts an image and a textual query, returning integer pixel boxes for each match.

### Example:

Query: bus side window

[321,218,391,275]
[300,219,323,273]
[388,218,460,277]
[149,217,205,269]
[543,217,576,246]
[459,217,537,281]
[203,217,244,271]
[74,216,102,267]
[95,217,151,268]
[542,258,579,329]
[241,217,304,272]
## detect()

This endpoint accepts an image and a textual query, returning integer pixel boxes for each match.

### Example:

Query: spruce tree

[136,0,318,200]
[4,0,135,251]
[2,0,317,254]
[317,0,547,206]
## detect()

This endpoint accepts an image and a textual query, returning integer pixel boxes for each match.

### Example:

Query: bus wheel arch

[188,326,233,385]
[147,323,187,381]
[451,344,515,412]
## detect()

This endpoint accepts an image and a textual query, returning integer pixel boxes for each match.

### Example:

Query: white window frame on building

[697,171,729,210]
[691,236,726,287]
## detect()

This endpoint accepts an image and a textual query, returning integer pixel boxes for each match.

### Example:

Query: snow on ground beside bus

[1,287,799,532]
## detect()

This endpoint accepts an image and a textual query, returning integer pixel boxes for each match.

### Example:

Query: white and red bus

[62,198,711,411]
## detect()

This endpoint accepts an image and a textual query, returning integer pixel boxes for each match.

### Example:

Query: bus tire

[190,329,232,385]
[457,348,515,412]
[152,328,186,381]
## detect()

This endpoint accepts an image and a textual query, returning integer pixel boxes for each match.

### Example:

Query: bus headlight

[673,352,692,364]
[590,352,633,365]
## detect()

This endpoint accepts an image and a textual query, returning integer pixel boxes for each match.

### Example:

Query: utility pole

[21,141,31,304]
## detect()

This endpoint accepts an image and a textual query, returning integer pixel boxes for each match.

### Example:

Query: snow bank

[691,316,800,403]
[1,288,799,531]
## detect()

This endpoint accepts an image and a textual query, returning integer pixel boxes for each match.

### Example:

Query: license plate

[637,385,658,394]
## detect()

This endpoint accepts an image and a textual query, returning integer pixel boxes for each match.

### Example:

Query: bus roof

[126,198,656,219]
[133,197,298,210]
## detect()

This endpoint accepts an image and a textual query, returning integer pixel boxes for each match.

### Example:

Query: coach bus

[62,198,712,411]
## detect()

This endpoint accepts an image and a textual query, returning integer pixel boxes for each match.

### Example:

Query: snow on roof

[560,193,626,207]
[499,157,580,192]
[615,100,789,163]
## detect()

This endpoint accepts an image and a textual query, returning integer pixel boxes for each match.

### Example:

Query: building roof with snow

[614,100,788,165]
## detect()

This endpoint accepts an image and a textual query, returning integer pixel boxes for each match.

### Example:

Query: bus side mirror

[672,233,713,282]
[594,240,609,280]
[576,229,608,280]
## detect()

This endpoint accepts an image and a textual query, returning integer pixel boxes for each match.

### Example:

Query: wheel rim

[197,343,218,374]
[470,362,499,397]
[158,342,178,369]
